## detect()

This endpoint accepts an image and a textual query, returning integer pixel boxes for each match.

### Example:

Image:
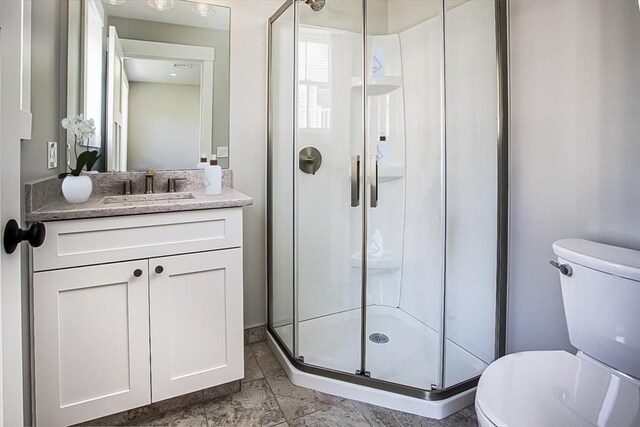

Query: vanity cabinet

[33,260,152,426]
[32,208,244,426]
[149,249,243,401]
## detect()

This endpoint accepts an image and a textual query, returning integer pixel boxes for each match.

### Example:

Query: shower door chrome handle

[370,155,378,208]
[351,155,360,207]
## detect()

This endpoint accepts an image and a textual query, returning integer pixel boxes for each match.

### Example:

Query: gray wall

[214,0,283,328]
[109,16,230,169]
[127,82,201,171]
[507,0,640,353]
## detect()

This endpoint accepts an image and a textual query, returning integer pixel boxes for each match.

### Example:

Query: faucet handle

[120,179,133,195]
[167,177,187,193]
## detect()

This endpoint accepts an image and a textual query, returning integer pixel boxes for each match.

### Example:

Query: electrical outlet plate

[216,146,229,158]
[47,141,58,169]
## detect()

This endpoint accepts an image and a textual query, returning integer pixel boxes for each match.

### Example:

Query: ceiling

[124,57,201,85]
[102,0,230,31]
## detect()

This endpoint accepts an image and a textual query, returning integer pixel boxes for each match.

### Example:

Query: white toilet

[475,239,640,427]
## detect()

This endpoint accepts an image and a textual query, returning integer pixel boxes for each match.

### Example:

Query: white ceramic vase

[62,175,92,204]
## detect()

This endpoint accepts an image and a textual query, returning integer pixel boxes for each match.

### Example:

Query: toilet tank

[552,239,640,380]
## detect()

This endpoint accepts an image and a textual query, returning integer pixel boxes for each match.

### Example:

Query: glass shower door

[268,3,295,354]
[294,0,365,375]
[364,0,446,390]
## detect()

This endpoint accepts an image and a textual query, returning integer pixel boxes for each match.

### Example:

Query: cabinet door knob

[155,265,164,274]
[133,269,143,277]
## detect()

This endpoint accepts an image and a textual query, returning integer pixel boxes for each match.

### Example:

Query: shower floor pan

[270,305,486,418]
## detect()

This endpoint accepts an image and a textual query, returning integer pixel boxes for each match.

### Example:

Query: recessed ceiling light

[170,73,177,77]
[147,0,175,11]
[191,2,216,17]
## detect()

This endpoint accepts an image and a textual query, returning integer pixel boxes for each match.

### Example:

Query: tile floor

[126,342,478,427]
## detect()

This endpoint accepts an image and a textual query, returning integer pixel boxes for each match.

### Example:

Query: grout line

[261,370,288,423]
[286,407,325,423]
[199,403,209,427]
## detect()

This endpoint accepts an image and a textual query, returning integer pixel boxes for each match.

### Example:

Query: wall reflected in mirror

[66,0,230,172]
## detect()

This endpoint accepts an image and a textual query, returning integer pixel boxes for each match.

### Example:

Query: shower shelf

[351,76,402,96]
[351,252,401,270]
[378,164,404,183]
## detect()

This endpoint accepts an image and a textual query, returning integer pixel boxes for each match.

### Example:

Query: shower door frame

[267,0,510,401]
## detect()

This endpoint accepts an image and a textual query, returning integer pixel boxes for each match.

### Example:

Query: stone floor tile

[439,409,478,427]
[203,381,241,402]
[266,370,343,421]
[340,399,403,427]
[204,378,285,427]
[244,345,265,383]
[288,404,370,427]
[393,407,478,427]
[245,326,267,345]
[126,404,207,426]
[458,405,476,419]
[392,410,442,427]
[251,341,284,377]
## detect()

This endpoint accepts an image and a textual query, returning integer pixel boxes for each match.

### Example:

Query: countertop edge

[26,192,253,222]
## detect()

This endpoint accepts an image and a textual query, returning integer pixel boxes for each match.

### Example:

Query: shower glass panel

[294,0,365,375]
[443,0,498,388]
[268,3,295,354]
[267,0,507,402]
[364,0,445,390]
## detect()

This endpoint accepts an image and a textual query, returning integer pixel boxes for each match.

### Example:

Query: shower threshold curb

[267,331,475,420]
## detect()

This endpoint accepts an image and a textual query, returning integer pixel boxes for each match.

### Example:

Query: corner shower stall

[267,0,507,414]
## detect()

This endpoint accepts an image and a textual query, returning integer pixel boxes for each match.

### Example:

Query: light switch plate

[47,141,58,169]
[216,146,229,158]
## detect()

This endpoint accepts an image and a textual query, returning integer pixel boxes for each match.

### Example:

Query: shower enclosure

[267,0,508,408]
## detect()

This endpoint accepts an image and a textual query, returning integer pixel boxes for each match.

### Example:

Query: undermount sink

[99,192,196,205]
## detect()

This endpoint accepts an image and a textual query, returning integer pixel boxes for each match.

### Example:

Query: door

[149,249,243,402]
[293,0,365,375]
[106,25,126,172]
[119,75,129,171]
[0,0,30,424]
[362,0,446,389]
[33,260,151,426]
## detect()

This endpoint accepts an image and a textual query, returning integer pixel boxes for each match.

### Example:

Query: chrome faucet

[145,169,154,194]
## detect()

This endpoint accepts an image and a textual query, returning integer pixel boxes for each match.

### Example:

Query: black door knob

[3,220,46,254]
[133,269,143,278]
[155,265,164,274]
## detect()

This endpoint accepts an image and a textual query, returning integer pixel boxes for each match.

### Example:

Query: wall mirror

[65,0,230,172]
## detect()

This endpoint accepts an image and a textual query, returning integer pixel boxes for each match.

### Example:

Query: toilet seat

[475,351,640,427]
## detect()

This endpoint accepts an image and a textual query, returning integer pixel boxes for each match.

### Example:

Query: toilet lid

[476,351,640,427]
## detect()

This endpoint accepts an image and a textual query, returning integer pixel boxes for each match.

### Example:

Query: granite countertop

[26,188,253,222]
[25,170,253,222]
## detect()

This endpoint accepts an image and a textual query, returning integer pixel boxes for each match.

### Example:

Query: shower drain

[369,333,389,344]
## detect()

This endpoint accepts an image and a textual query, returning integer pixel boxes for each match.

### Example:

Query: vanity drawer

[33,208,242,272]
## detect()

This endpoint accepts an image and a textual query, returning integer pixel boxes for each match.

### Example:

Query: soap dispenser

[205,155,222,195]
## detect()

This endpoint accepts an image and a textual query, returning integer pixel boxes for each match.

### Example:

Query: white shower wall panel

[364,34,406,310]
[397,17,444,333]
[444,0,498,366]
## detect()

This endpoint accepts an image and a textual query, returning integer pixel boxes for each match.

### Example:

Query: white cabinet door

[149,249,244,401]
[33,260,151,426]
